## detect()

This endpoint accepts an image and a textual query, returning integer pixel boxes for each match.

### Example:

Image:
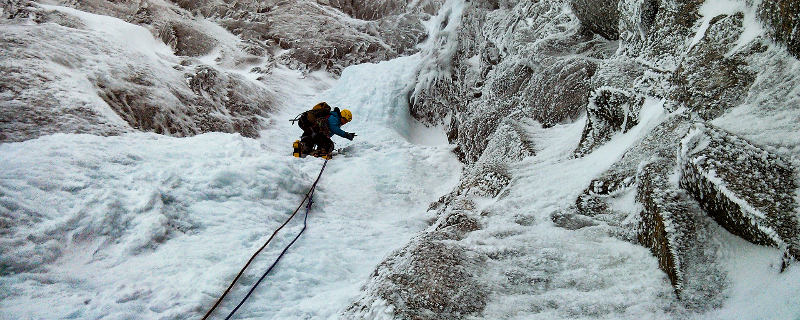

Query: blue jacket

[327,111,348,138]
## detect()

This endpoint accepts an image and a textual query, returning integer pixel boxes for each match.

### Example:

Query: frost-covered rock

[574,87,644,157]
[41,0,436,75]
[590,56,645,93]
[669,13,756,120]
[2,0,34,19]
[637,159,692,294]
[412,0,800,312]
[0,11,273,142]
[1,23,132,142]
[636,159,726,306]
[157,20,219,56]
[344,204,487,320]
[518,57,596,128]
[569,0,619,40]
[617,0,659,47]
[575,111,692,216]
[323,0,441,20]
[571,111,695,257]
[411,0,610,163]
[619,0,703,71]
[456,120,534,198]
[757,0,800,59]
[172,0,436,74]
[678,123,799,259]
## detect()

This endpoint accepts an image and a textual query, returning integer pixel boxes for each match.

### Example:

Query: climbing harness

[202,159,329,319]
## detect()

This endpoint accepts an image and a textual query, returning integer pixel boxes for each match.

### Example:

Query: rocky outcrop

[157,20,219,56]
[519,57,597,128]
[323,0,440,20]
[406,0,800,306]
[462,122,533,199]
[344,203,487,319]
[1,0,34,19]
[758,0,800,59]
[669,12,757,120]
[569,0,620,40]
[0,10,273,142]
[636,159,726,307]
[637,159,693,294]
[621,0,703,72]
[574,87,644,157]
[575,111,693,215]
[1,23,132,142]
[678,123,799,258]
[171,0,438,74]
[411,0,612,164]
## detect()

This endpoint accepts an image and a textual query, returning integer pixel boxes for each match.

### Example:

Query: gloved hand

[346,132,356,141]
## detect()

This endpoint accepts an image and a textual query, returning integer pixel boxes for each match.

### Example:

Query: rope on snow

[203,159,329,319]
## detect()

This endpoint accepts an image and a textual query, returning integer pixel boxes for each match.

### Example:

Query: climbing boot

[311,149,332,160]
[293,140,302,158]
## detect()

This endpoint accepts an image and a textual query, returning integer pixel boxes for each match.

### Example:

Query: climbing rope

[202,159,329,320]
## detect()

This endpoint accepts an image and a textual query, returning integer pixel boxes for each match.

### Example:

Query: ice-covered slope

[0,51,462,319]
[2,0,800,319]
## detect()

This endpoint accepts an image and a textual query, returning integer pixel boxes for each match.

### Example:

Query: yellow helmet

[340,109,353,122]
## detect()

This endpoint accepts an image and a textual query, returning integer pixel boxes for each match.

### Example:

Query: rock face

[170,0,438,74]
[157,20,219,56]
[574,87,644,157]
[0,16,272,142]
[1,0,33,19]
[636,158,726,308]
[678,123,799,258]
[668,12,757,120]
[411,0,612,163]
[345,205,487,319]
[405,0,800,309]
[569,0,620,40]
[637,159,694,293]
[758,0,800,59]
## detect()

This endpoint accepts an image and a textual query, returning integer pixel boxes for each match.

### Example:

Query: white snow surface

[0,53,462,318]
[39,4,174,60]
[2,3,800,320]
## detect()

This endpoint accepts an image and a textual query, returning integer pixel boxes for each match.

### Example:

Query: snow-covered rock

[1,0,33,19]
[0,10,274,142]
[574,87,644,158]
[411,0,610,163]
[757,0,800,59]
[170,0,438,74]
[669,12,756,120]
[409,0,800,302]
[636,158,726,307]
[569,0,620,40]
[345,201,487,319]
[678,123,799,260]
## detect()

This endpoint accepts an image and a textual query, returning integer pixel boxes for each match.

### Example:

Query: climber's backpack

[306,102,332,126]
[292,102,334,134]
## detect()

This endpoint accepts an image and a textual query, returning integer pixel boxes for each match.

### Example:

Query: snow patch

[38,4,173,60]
[688,0,765,55]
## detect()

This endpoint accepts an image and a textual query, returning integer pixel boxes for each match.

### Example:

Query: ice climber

[293,102,356,159]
